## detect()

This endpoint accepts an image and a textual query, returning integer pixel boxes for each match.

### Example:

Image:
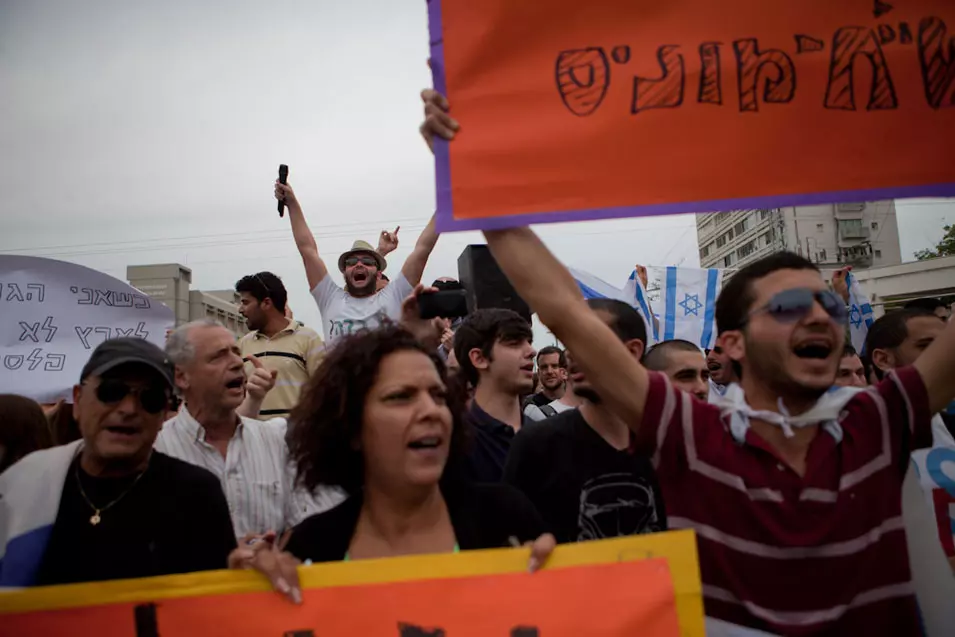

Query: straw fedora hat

[338,240,387,273]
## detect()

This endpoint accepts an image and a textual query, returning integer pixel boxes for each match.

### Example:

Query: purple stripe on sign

[427,0,454,230]
[434,182,955,233]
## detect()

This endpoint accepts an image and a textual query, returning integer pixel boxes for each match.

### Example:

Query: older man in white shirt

[156,319,344,538]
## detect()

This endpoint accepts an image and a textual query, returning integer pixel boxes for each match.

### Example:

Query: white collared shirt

[155,407,346,538]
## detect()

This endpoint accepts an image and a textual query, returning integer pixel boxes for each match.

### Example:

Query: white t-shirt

[311,273,414,343]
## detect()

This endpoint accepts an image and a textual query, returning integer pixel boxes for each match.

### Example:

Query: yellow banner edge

[0,529,704,636]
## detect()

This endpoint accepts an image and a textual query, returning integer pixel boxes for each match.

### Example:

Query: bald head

[643,340,709,400]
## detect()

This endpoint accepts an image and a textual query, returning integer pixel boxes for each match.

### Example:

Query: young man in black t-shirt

[0,338,236,587]
[504,300,666,543]
[454,309,536,483]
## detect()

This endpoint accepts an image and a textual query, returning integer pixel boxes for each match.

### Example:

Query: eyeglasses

[344,256,378,268]
[747,288,848,326]
[91,378,169,414]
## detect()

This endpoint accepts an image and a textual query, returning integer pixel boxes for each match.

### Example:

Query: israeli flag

[846,271,875,354]
[569,268,657,344]
[623,270,659,344]
[658,266,722,349]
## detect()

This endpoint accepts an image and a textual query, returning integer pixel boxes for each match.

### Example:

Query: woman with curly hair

[231,322,554,602]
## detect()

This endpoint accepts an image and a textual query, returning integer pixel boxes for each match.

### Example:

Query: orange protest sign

[427,0,955,231]
[0,532,705,637]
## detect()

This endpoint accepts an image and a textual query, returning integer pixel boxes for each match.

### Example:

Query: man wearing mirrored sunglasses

[479,225,955,636]
[0,338,238,586]
[273,180,439,345]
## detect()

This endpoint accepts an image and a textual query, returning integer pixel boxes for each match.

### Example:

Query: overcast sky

[1,0,951,346]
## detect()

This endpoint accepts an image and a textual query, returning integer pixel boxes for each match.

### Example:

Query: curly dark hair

[288,325,469,495]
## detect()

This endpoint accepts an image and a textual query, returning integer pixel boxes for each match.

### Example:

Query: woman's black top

[285,482,548,563]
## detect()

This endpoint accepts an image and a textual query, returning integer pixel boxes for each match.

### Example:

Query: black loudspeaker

[457,245,532,323]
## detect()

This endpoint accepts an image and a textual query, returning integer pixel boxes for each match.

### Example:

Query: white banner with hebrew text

[0,256,175,403]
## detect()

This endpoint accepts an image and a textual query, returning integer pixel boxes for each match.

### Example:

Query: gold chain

[75,460,149,526]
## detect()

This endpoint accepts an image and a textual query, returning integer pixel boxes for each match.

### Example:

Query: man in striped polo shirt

[236,272,324,418]
[480,226,955,636]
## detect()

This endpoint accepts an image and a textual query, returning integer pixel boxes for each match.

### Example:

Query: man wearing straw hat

[274,180,439,344]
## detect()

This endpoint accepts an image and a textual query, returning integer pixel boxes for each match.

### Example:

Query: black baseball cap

[80,338,175,390]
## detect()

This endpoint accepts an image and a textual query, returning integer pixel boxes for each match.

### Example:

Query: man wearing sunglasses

[705,345,738,403]
[274,180,439,345]
[486,228,955,635]
[0,338,238,586]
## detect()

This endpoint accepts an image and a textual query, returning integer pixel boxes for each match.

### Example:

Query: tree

[914,224,955,260]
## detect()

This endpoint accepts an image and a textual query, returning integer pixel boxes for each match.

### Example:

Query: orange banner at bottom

[0,532,705,637]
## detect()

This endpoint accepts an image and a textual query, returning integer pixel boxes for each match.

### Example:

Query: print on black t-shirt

[503,409,666,544]
[577,471,663,541]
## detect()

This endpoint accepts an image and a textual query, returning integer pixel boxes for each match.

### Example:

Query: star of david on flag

[846,271,874,354]
[679,294,703,317]
[659,266,723,349]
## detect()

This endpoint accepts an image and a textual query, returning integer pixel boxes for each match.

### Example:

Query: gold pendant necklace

[75,460,149,526]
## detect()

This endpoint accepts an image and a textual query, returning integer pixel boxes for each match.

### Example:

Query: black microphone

[278,164,289,217]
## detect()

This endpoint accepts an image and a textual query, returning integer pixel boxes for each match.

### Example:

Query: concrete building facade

[126,263,247,336]
[697,201,903,271]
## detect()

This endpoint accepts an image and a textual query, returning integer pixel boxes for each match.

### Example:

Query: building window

[871,221,878,229]
[875,249,882,258]
[700,244,711,258]
[737,241,756,259]
[838,218,868,239]
[724,253,735,267]
[837,202,865,212]
[761,229,775,246]
[734,219,748,235]
[716,235,726,248]
[819,249,827,261]
[816,223,824,231]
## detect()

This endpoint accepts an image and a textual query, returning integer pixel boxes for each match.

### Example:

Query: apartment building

[697,201,903,270]
[126,263,248,337]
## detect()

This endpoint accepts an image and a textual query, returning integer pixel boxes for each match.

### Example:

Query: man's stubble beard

[746,342,827,406]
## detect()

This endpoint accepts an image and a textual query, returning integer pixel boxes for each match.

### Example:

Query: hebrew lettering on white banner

[0,256,175,403]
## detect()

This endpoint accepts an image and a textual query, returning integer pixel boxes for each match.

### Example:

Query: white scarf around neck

[714,383,868,442]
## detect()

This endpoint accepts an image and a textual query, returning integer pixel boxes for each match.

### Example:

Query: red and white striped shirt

[635,367,932,636]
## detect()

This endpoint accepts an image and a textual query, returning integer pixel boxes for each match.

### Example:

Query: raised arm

[913,316,955,414]
[275,181,328,290]
[483,228,651,430]
[400,213,439,286]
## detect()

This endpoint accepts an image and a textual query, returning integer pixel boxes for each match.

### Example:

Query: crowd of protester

[1,87,954,637]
